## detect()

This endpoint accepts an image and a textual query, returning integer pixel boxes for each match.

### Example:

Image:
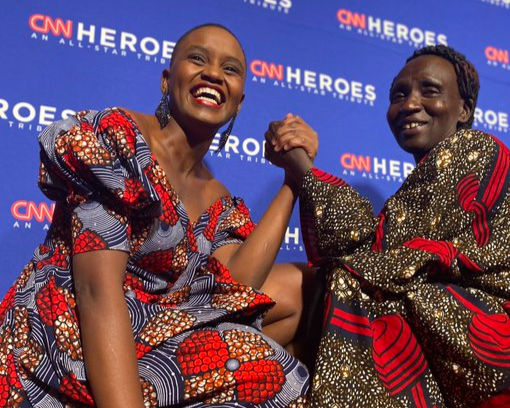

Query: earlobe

[459,98,474,124]
[160,69,170,93]
[236,94,245,115]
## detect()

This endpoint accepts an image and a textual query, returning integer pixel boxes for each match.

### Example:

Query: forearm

[226,178,297,289]
[299,168,376,263]
[73,250,144,408]
[78,286,144,408]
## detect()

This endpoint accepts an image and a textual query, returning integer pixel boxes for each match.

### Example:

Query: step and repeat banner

[1,0,509,295]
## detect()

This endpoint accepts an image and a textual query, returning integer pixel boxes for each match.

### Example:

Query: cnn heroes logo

[336,9,448,48]
[29,14,175,64]
[208,132,271,165]
[282,226,304,253]
[0,99,75,132]
[474,107,509,133]
[485,46,510,71]
[478,0,510,8]
[250,60,377,106]
[11,200,54,231]
[340,152,415,183]
[232,0,292,14]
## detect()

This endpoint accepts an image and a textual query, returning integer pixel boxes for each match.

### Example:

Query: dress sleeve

[299,167,378,265]
[37,108,161,255]
[211,197,256,253]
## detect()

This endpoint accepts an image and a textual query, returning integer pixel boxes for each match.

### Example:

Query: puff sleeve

[38,108,161,255]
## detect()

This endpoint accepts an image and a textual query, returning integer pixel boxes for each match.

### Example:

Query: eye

[223,64,243,76]
[188,53,206,64]
[422,86,440,97]
[389,91,405,103]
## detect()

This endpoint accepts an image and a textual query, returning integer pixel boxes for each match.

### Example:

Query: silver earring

[155,93,171,129]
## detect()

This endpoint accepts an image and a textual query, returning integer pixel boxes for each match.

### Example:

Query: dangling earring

[155,93,171,129]
[216,114,236,153]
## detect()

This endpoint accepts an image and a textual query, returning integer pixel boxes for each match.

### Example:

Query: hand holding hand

[266,114,318,161]
[264,114,318,187]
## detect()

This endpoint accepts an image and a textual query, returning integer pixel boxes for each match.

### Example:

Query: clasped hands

[264,113,318,187]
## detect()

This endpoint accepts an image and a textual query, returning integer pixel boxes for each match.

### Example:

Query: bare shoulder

[118,107,157,138]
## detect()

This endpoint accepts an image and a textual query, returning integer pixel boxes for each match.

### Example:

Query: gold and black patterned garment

[300,129,510,408]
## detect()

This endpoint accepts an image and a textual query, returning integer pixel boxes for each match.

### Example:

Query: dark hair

[405,44,480,129]
[170,23,247,68]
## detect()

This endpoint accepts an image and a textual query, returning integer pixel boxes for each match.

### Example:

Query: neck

[158,117,217,176]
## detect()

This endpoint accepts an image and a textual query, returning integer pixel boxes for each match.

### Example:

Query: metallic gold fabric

[300,129,510,408]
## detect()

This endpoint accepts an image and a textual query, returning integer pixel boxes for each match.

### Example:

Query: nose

[400,91,422,113]
[201,63,224,84]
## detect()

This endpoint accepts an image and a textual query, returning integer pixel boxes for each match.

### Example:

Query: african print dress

[300,129,510,408]
[0,108,309,407]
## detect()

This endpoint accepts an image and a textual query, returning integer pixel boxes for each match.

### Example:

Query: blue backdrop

[1,0,509,296]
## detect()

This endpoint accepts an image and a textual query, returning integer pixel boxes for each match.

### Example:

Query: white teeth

[193,87,222,104]
[402,122,424,130]
[196,96,219,105]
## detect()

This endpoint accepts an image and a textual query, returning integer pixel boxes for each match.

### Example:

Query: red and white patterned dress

[0,108,309,407]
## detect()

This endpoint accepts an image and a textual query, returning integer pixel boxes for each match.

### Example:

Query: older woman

[0,24,315,407]
[267,45,510,408]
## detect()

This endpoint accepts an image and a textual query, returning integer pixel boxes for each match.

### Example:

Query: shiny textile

[0,108,309,407]
[300,129,510,408]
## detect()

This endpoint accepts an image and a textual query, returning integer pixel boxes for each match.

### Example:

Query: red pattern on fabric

[135,249,174,275]
[74,230,107,254]
[97,109,137,158]
[371,209,386,251]
[457,173,480,208]
[469,312,510,368]
[445,286,484,314]
[330,307,372,337]
[177,329,285,404]
[36,277,77,327]
[203,200,223,242]
[411,382,434,408]
[479,389,510,408]
[457,138,510,248]
[0,286,16,324]
[147,171,179,226]
[123,178,148,206]
[371,314,428,396]
[207,257,233,283]
[231,201,256,239]
[36,246,69,270]
[482,137,510,210]
[0,352,24,408]
[403,238,457,270]
[1,109,307,406]
[186,223,198,252]
[59,372,94,406]
[342,262,361,278]
[135,342,154,359]
[311,167,347,187]
[457,252,483,273]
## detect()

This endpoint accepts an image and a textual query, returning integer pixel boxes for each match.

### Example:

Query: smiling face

[387,55,471,162]
[164,26,246,134]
